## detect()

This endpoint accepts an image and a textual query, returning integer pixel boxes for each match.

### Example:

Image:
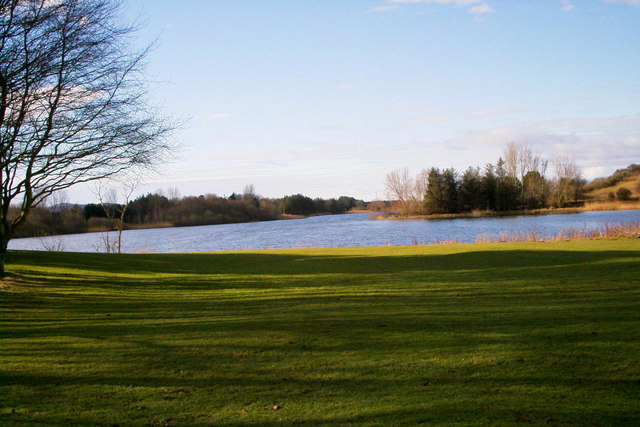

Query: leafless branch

[0,0,176,273]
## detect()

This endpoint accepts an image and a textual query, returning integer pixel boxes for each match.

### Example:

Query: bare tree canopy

[385,167,426,216]
[0,0,175,275]
[552,154,583,206]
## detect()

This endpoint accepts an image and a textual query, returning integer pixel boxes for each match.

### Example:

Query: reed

[433,238,462,244]
[582,200,640,211]
[473,221,640,244]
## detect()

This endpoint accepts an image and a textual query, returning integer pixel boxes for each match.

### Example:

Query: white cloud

[440,114,640,173]
[389,0,482,4]
[390,104,441,112]
[603,0,640,5]
[368,5,399,12]
[539,114,640,132]
[386,0,493,14]
[137,113,640,200]
[469,3,494,13]
[583,166,605,179]
[418,109,519,123]
[561,0,575,12]
[206,113,234,120]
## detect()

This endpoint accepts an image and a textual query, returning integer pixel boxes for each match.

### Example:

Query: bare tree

[385,167,415,215]
[413,169,429,204]
[92,176,139,254]
[552,154,583,207]
[503,142,548,206]
[503,141,519,185]
[167,186,180,202]
[243,184,256,198]
[39,234,65,251]
[42,189,68,210]
[0,0,175,275]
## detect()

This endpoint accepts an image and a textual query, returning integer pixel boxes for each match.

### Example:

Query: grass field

[2,240,640,426]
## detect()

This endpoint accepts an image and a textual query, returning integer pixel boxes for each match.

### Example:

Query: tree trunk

[0,237,8,278]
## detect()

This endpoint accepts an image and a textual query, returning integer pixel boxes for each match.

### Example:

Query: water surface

[9,210,639,253]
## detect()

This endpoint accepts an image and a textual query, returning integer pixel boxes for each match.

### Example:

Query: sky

[72,0,640,202]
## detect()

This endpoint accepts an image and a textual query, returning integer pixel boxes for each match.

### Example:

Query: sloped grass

[2,240,640,425]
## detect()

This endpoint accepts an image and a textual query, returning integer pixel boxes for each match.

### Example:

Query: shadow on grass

[2,246,640,425]
[6,247,640,286]
[3,374,639,426]
[8,246,640,275]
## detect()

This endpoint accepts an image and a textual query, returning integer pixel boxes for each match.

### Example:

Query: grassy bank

[2,241,640,425]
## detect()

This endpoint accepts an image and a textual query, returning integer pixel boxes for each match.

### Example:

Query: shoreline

[14,211,358,240]
[14,204,640,240]
[371,202,640,221]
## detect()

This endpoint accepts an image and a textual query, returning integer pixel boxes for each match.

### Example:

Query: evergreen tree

[459,167,482,212]
[481,164,498,211]
[424,168,445,214]
[441,168,459,213]
[496,158,520,211]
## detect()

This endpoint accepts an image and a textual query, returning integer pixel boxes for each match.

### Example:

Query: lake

[9,210,640,253]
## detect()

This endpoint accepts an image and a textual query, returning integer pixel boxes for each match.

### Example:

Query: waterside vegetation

[384,143,640,218]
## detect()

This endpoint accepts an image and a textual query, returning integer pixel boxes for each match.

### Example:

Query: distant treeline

[13,190,365,238]
[386,142,586,216]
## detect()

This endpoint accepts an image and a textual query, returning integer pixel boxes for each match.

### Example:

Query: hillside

[587,173,640,201]
[584,164,640,201]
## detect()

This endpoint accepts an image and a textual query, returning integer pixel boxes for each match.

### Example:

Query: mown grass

[2,240,640,426]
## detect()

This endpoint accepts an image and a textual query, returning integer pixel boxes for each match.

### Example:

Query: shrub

[87,217,111,232]
[616,187,632,201]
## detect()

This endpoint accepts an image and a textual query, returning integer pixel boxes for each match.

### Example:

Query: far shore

[17,202,640,239]
[83,212,348,234]
[371,200,640,221]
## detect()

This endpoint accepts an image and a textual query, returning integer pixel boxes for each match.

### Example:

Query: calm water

[9,210,640,253]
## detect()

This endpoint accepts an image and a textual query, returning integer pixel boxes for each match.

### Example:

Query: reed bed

[582,200,640,211]
[474,221,640,244]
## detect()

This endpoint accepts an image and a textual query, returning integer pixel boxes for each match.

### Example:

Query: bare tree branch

[0,0,176,275]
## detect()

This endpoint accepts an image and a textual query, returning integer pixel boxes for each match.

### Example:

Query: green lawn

[2,240,640,426]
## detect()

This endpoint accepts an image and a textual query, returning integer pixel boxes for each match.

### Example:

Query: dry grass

[583,200,640,211]
[126,221,174,230]
[376,203,640,221]
[587,173,640,200]
[474,221,640,244]
[433,239,462,245]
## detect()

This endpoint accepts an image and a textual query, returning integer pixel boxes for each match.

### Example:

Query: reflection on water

[9,210,640,253]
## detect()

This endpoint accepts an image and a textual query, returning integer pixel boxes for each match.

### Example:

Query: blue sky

[73,0,640,202]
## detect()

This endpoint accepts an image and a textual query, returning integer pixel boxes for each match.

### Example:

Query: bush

[280,194,316,215]
[87,217,111,231]
[616,187,632,201]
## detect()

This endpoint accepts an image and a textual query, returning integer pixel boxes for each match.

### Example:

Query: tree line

[14,188,364,239]
[385,142,585,216]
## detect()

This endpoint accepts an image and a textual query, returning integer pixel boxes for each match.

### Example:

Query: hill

[584,164,640,201]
